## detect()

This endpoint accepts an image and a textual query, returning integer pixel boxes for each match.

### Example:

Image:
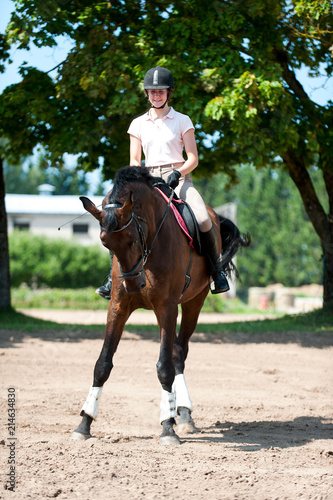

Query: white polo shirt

[127,107,194,167]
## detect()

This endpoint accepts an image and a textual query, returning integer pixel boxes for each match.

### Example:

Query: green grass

[209,307,333,334]
[11,286,275,315]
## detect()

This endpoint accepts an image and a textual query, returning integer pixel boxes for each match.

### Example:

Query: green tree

[144,0,333,306]
[197,165,323,287]
[4,160,45,194]
[5,151,89,195]
[0,0,332,309]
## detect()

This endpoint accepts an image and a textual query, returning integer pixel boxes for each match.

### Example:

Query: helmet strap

[151,98,168,109]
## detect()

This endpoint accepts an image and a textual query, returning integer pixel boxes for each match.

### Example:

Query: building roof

[5,194,105,216]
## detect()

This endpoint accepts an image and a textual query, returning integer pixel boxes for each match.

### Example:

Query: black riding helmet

[143,66,174,89]
[144,66,174,109]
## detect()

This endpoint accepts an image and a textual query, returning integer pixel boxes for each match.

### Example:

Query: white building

[5,190,104,246]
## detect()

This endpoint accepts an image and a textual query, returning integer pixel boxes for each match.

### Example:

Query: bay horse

[72,166,250,445]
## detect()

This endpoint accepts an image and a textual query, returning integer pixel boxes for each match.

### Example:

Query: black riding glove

[166,170,181,189]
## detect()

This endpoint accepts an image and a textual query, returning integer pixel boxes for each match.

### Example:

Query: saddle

[154,186,202,255]
[155,184,209,299]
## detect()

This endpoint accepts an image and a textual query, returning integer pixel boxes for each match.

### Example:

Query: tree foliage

[197,165,324,287]
[2,1,332,177]
[0,0,333,307]
[4,152,89,195]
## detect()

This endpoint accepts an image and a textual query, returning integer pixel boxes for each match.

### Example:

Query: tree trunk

[0,157,11,309]
[322,218,333,311]
[283,151,333,311]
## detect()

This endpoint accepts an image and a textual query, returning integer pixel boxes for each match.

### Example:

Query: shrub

[11,285,109,309]
[9,231,110,288]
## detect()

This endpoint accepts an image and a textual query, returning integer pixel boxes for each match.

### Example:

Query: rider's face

[148,89,168,107]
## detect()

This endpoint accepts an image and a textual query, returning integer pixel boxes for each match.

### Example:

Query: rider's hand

[166,170,181,189]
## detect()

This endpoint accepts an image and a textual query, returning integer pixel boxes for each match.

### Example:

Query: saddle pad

[155,187,194,248]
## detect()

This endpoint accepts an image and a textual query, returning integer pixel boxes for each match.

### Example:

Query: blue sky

[1,0,332,104]
[0,0,73,93]
[0,0,105,193]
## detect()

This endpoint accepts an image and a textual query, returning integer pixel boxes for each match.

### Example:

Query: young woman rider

[96,66,229,299]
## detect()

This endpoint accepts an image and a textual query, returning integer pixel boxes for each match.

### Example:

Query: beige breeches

[148,165,212,232]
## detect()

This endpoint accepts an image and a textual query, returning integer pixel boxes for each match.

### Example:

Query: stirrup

[95,276,112,300]
[210,270,230,294]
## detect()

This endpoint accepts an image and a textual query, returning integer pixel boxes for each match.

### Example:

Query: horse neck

[128,182,157,232]
[135,184,169,242]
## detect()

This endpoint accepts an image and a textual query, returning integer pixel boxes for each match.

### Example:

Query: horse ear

[117,190,134,216]
[80,196,103,222]
[117,199,132,218]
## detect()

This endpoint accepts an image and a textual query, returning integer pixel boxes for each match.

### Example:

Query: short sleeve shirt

[127,107,194,166]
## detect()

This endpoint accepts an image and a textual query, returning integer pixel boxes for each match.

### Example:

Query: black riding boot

[95,252,113,300]
[200,226,230,294]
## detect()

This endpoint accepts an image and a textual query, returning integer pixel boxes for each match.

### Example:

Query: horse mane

[103,167,165,233]
[109,166,162,204]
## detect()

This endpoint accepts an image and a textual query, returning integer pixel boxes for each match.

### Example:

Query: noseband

[102,190,173,281]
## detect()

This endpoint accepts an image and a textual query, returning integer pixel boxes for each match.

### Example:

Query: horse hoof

[177,422,199,434]
[159,434,181,446]
[70,431,91,441]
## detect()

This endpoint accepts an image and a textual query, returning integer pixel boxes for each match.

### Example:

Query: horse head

[80,188,148,293]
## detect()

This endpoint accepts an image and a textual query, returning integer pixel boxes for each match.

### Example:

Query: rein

[103,187,174,280]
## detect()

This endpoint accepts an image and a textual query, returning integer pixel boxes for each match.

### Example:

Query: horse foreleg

[71,306,129,440]
[171,344,198,434]
[156,308,180,445]
[71,355,112,440]
[173,289,208,434]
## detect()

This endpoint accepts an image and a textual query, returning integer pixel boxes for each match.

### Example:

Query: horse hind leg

[177,407,197,434]
[173,374,199,434]
[158,375,197,443]
[171,342,196,435]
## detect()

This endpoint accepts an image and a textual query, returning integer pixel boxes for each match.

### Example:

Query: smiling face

[147,88,168,108]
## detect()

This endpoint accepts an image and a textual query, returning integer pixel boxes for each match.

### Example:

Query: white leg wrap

[160,389,177,423]
[80,386,103,420]
[172,374,193,412]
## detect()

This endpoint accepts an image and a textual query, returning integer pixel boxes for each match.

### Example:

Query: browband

[103,203,123,209]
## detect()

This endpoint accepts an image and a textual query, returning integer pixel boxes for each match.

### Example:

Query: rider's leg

[199,225,230,294]
[176,176,230,294]
[96,251,113,300]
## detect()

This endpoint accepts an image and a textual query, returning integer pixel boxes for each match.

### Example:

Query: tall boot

[200,226,230,294]
[95,251,113,300]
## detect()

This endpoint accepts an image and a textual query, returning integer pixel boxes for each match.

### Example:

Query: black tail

[219,216,251,278]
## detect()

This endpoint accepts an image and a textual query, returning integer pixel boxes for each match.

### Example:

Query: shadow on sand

[0,309,332,349]
[181,416,333,451]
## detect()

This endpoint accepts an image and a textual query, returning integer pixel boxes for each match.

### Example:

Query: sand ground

[0,310,332,499]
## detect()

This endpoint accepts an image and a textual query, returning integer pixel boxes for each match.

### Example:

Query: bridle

[102,187,174,281]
